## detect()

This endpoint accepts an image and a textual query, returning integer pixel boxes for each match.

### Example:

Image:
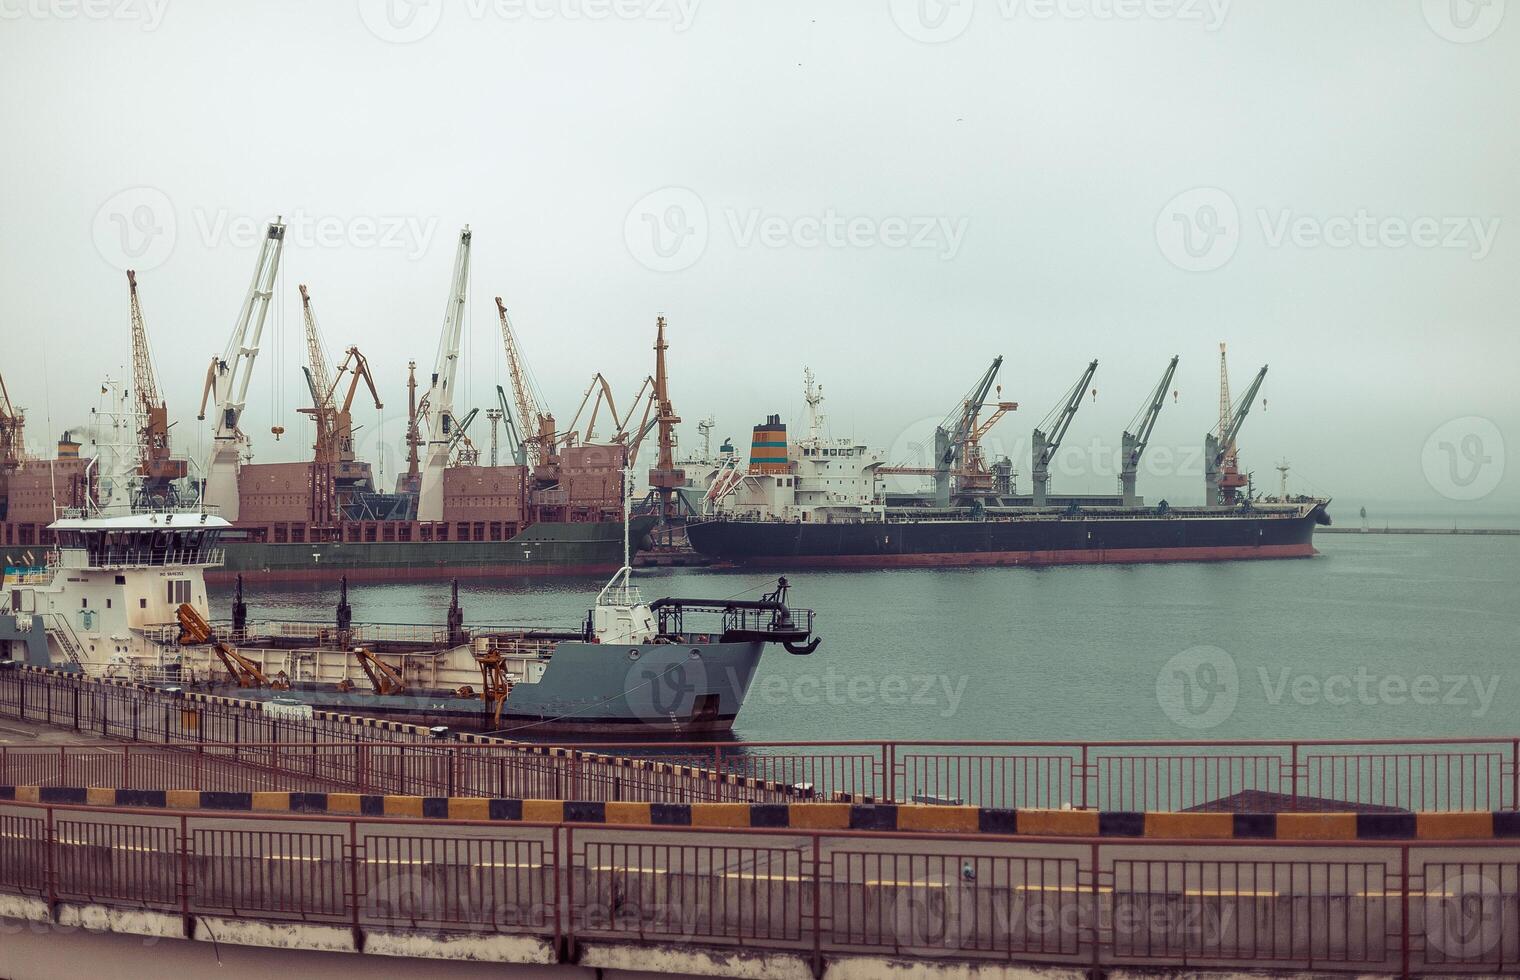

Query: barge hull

[211,517,657,584]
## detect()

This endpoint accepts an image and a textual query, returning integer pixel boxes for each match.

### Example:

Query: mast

[401,361,421,493]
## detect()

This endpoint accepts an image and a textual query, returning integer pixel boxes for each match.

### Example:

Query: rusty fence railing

[0,797,1517,976]
[2,736,1518,812]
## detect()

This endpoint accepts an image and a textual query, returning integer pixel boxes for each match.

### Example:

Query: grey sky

[1,0,1514,516]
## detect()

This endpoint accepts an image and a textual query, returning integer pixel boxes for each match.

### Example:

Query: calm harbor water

[208,533,1520,745]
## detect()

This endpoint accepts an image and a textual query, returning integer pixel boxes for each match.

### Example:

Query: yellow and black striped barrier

[3,786,1518,840]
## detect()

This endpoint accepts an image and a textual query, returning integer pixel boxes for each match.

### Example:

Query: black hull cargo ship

[686,367,1330,569]
[686,502,1330,568]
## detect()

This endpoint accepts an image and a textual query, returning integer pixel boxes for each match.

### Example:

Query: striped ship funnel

[749,415,789,474]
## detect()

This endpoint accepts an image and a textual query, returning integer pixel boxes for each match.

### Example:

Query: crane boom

[125,269,186,504]
[495,385,526,466]
[880,356,1011,504]
[1120,355,1179,506]
[416,226,472,521]
[298,284,339,523]
[1031,359,1098,507]
[494,294,550,467]
[1203,346,1268,505]
[199,219,286,520]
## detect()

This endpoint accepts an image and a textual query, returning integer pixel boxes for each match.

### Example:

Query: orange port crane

[647,315,684,516]
[1205,343,1267,506]
[297,285,382,524]
[126,270,187,504]
[881,356,1016,505]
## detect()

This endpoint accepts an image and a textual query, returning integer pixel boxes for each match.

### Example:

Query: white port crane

[198,219,286,520]
[416,226,472,520]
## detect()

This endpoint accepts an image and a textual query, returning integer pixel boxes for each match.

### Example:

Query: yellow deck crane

[126,271,188,507]
[297,285,383,526]
[176,602,275,689]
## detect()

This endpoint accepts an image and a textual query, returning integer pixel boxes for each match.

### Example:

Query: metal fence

[3,737,1518,813]
[1,797,1517,976]
[4,665,1518,812]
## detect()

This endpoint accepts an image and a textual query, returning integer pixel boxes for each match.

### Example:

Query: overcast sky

[1,0,1514,518]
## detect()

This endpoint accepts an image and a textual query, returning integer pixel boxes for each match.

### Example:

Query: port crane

[647,315,684,517]
[493,385,526,466]
[126,270,187,507]
[0,371,24,471]
[297,285,383,524]
[1204,344,1267,506]
[417,227,471,521]
[881,357,1017,506]
[198,219,286,521]
[1031,360,1098,507]
[494,295,556,470]
[1119,355,1179,507]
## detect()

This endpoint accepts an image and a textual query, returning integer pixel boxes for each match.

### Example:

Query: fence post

[122,744,130,788]
[44,805,57,921]
[1511,738,1518,811]
[1290,742,1300,810]
[178,813,193,938]
[1400,844,1411,979]
[1090,841,1102,976]
[562,825,576,964]
[810,834,823,979]
[1080,744,1090,810]
[883,743,895,804]
[349,819,365,952]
